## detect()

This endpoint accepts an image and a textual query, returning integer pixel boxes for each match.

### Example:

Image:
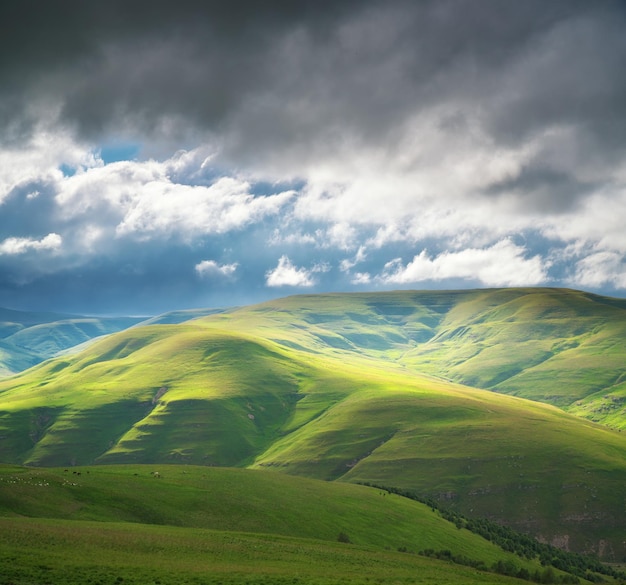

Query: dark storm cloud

[4,0,623,162]
[0,0,362,140]
[484,7,626,154]
[485,165,598,214]
[0,0,356,78]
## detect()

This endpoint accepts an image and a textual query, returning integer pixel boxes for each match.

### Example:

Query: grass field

[0,518,531,585]
[0,464,548,585]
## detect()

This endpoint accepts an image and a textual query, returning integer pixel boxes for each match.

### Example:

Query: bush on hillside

[337,531,351,543]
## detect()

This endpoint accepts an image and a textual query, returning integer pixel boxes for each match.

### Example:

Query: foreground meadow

[0,464,568,585]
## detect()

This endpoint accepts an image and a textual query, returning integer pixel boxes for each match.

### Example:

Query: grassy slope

[1,300,626,557]
[0,519,526,585]
[0,464,521,559]
[251,370,626,556]
[401,289,626,416]
[201,288,626,427]
[0,289,626,557]
[0,464,535,585]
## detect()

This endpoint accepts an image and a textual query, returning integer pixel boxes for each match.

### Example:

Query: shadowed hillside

[0,307,143,376]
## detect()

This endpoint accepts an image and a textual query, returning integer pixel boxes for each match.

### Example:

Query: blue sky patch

[98,142,141,165]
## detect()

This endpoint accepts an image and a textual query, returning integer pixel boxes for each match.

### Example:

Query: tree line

[359,482,626,584]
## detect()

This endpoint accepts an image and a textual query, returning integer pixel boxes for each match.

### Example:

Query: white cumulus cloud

[195,260,238,279]
[573,251,626,289]
[378,240,547,287]
[340,245,367,272]
[265,255,316,287]
[0,124,97,204]
[351,272,372,285]
[54,150,295,241]
[0,233,62,255]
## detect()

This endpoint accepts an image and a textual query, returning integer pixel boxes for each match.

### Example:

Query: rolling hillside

[1,287,626,559]
[199,288,626,427]
[0,464,526,559]
[0,465,560,585]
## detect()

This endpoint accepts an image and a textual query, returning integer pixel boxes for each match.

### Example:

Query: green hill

[197,288,626,427]
[4,317,142,357]
[0,464,590,585]
[1,289,626,560]
[0,464,524,557]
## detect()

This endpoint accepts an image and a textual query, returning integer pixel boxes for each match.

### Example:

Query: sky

[1,0,626,315]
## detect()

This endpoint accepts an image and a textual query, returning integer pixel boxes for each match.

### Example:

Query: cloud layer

[0,1,625,313]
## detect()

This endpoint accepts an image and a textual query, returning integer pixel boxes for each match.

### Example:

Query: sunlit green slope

[0,325,307,467]
[199,288,626,427]
[399,289,626,418]
[1,297,626,557]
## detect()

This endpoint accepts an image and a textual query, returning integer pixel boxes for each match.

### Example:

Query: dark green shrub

[337,531,351,543]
